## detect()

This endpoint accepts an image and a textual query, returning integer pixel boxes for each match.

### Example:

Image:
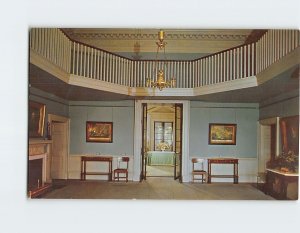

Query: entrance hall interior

[27,27,299,203]
[3,3,299,233]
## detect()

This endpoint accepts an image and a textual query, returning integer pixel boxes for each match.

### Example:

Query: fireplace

[28,140,52,197]
[28,153,47,191]
[28,158,43,190]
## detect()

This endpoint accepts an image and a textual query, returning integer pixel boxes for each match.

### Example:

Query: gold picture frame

[29,101,46,138]
[209,123,237,145]
[86,121,113,143]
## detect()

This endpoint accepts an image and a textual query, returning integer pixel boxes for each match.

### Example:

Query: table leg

[80,158,82,180]
[83,160,86,180]
[234,163,238,184]
[208,161,211,184]
[80,159,83,180]
[109,161,112,181]
[237,163,239,183]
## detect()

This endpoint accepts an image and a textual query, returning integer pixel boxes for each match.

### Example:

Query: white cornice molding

[64,29,251,41]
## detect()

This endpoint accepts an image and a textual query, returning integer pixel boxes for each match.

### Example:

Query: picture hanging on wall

[209,123,237,145]
[86,121,113,143]
[280,115,299,155]
[28,101,46,138]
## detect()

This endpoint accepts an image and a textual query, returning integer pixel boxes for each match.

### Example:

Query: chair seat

[193,170,206,173]
[114,168,128,173]
[113,168,128,182]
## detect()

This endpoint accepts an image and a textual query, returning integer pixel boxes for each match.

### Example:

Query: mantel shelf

[29,139,52,145]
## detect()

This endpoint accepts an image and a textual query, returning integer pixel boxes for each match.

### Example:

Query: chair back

[118,156,129,169]
[191,158,205,171]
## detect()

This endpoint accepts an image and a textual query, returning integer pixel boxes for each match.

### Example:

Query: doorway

[258,117,280,173]
[146,104,175,178]
[139,102,184,182]
[48,114,70,180]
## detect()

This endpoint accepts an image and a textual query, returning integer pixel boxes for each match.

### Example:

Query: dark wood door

[270,124,276,162]
[140,103,148,181]
[174,103,183,182]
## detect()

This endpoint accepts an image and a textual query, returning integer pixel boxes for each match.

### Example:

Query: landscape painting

[209,123,237,145]
[86,121,113,143]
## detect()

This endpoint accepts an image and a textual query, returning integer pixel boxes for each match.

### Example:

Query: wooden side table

[207,158,239,184]
[81,156,113,181]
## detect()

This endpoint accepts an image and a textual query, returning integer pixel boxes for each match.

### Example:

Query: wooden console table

[81,156,113,181]
[207,158,239,184]
[265,169,298,200]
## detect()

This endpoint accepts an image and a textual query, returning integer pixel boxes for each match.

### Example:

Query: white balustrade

[30,28,300,89]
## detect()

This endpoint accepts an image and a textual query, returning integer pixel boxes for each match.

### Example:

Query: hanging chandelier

[146,30,176,91]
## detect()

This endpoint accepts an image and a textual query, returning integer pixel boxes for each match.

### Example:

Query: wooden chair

[191,158,207,183]
[113,157,129,182]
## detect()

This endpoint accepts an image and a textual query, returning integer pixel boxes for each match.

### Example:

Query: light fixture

[132,29,142,60]
[146,30,176,91]
[132,41,142,60]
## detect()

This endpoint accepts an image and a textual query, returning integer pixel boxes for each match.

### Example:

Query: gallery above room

[29,28,299,102]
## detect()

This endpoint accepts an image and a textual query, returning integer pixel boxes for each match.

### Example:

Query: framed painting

[209,123,237,145]
[86,121,113,143]
[280,115,299,155]
[29,101,46,138]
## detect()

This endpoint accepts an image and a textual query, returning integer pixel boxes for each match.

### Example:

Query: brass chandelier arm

[147,30,176,91]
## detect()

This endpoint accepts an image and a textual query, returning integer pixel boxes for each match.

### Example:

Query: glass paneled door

[174,104,183,182]
[140,103,148,181]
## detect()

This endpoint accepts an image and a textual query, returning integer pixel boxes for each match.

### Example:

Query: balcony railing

[256,30,299,73]
[29,28,299,89]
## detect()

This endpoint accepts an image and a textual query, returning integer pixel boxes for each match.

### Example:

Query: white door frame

[133,100,190,182]
[48,114,70,179]
[257,117,280,172]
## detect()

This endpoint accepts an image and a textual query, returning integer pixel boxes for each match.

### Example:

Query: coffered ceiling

[62,28,254,60]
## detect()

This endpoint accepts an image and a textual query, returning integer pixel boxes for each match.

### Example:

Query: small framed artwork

[209,123,237,145]
[86,121,113,143]
[29,101,46,138]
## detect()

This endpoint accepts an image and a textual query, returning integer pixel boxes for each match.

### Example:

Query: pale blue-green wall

[189,102,259,158]
[33,83,298,160]
[29,88,135,155]
[69,101,134,156]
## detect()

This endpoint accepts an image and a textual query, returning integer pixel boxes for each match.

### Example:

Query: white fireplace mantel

[28,139,52,183]
[29,153,47,185]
